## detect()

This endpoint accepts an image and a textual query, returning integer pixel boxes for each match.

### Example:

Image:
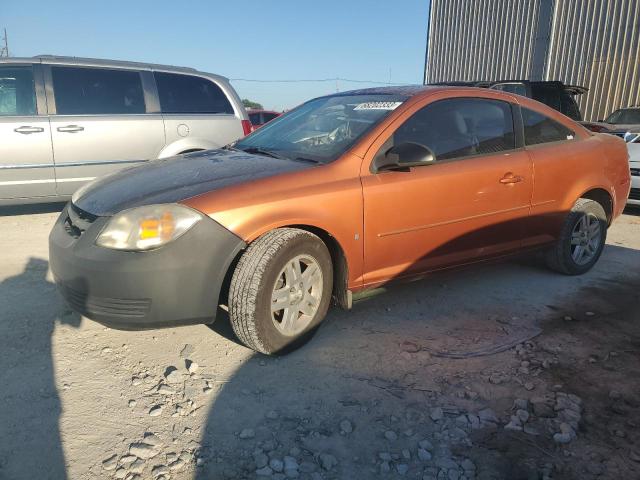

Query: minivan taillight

[241,120,252,136]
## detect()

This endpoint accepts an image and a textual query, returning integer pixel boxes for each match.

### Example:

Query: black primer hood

[73,150,314,217]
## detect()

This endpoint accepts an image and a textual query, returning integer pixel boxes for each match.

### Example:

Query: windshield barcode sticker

[354,101,403,111]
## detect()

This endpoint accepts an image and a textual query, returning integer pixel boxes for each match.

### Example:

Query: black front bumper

[49,204,245,330]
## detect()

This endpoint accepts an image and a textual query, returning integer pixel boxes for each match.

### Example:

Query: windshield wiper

[293,157,321,164]
[240,147,288,160]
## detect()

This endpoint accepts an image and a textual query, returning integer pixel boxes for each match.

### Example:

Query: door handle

[14,126,45,134]
[57,125,84,133]
[500,173,523,184]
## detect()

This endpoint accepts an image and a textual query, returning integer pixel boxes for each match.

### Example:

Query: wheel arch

[287,224,351,310]
[580,187,614,224]
[219,224,352,311]
[157,138,220,159]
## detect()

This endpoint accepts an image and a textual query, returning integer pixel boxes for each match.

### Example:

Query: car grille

[629,188,640,201]
[631,168,640,177]
[64,203,98,238]
[59,284,151,319]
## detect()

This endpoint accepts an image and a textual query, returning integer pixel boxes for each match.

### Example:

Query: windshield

[235,94,407,163]
[605,108,640,125]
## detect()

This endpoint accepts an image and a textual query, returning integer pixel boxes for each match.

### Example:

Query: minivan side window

[154,72,234,114]
[52,67,145,115]
[522,107,574,146]
[0,66,36,116]
[392,98,516,161]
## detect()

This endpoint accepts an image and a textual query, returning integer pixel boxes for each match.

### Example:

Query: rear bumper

[49,204,245,330]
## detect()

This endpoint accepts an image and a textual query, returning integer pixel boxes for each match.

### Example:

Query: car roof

[332,85,438,97]
[0,55,229,81]
[430,80,588,95]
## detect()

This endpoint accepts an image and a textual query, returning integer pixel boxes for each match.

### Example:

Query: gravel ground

[0,205,639,480]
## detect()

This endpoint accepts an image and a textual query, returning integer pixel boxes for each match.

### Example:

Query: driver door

[361,96,532,286]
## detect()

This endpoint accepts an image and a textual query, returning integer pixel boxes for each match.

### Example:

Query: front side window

[605,108,640,125]
[390,98,516,161]
[0,66,36,116]
[522,107,574,146]
[235,94,407,163]
[52,67,145,115]
[154,72,233,114]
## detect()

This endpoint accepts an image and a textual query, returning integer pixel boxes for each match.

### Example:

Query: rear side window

[392,98,516,161]
[52,67,145,115]
[522,107,574,146]
[0,66,36,116]
[263,112,278,122]
[154,72,233,114]
[249,112,261,124]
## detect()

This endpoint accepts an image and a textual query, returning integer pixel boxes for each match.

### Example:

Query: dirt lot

[0,205,639,480]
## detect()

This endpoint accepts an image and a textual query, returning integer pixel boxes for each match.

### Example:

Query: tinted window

[559,93,581,120]
[392,98,516,161]
[249,112,261,125]
[154,72,233,114]
[0,66,36,116]
[531,85,561,111]
[605,108,640,124]
[262,112,278,122]
[52,67,145,115]
[522,107,574,146]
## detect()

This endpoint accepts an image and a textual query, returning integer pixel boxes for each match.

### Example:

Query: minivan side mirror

[374,142,436,172]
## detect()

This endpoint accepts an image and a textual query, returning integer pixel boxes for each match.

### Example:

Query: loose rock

[319,453,338,471]
[102,454,118,471]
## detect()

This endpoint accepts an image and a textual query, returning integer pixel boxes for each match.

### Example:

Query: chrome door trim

[0,159,149,169]
[55,159,149,168]
[0,177,95,186]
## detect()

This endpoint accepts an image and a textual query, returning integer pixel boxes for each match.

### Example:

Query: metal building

[424,0,640,121]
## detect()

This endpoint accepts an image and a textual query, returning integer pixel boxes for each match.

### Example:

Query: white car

[629,139,640,206]
[1,55,250,205]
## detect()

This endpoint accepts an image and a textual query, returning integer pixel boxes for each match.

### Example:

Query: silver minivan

[0,55,250,205]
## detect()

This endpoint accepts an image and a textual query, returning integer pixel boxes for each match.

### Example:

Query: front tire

[545,198,607,275]
[228,228,333,354]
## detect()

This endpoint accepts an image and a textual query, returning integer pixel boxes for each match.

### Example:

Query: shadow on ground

[196,244,640,480]
[0,258,80,480]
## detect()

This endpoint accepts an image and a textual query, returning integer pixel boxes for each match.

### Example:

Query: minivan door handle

[499,173,523,184]
[57,125,84,133]
[14,126,45,134]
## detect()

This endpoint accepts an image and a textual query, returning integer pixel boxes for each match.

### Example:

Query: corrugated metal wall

[545,0,640,120]
[425,0,640,121]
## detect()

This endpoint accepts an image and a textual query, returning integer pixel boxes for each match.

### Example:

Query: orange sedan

[49,86,631,354]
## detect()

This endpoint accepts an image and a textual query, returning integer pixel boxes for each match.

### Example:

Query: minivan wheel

[228,228,333,354]
[545,198,607,275]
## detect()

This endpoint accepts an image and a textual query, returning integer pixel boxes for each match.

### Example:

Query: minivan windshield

[234,94,407,163]
[605,108,640,125]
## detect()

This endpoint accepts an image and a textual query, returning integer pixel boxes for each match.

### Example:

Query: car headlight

[96,204,204,251]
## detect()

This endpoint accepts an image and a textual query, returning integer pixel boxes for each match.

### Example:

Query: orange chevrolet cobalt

[49,86,631,354]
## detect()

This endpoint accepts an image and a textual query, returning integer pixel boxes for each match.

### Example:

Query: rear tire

[228,228,333,354]
[545,198,607,275]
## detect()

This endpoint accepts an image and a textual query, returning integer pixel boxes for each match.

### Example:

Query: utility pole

[0,28,9,57]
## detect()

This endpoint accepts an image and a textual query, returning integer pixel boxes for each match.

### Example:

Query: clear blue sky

[2,0,430,111]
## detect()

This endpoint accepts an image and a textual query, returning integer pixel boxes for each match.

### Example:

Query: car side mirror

[375,142,436,172]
